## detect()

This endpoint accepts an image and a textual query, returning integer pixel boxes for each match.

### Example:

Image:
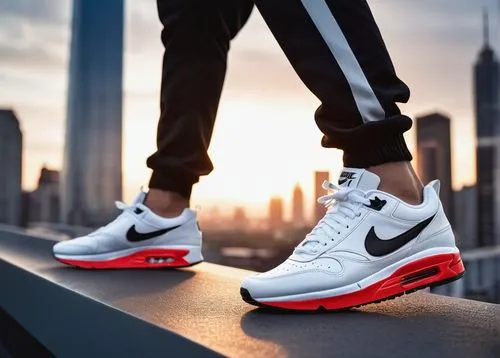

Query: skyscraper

[292,184,305,227]
[416,113,454,223]
[454,186,478,250]
[0,109,22,226]
[314,171,329,223]
[30,166,61,224]
[474,10,499,247]
[269,197,284,230]
[62,0,125,226]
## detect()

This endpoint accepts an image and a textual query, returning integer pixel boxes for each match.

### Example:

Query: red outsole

[261,252,465,311]
[55,248,193,269]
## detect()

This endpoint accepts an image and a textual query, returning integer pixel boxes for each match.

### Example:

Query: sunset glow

[1,0,495,219]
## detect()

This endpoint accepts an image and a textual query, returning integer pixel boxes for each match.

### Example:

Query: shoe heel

[378,252,465,297]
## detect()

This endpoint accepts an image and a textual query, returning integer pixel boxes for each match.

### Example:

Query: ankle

[368,161,423,205]
[145,189,189,218]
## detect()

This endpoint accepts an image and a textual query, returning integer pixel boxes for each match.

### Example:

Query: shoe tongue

[338,167,380,191]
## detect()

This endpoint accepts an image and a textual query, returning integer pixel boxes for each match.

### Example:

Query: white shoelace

[89,201,146,236]
[115,200,140,211]
[295,180,371,255]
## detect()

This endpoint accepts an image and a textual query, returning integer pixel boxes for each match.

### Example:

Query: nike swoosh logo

[126,224,181,242]
[338,178,348,185]
[364,215,435,257]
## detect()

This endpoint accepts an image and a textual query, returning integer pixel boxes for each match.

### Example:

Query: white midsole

[258,247,460,302]
[54,245,203,264]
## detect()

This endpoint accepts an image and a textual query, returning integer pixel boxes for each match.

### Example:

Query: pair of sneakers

[53,168,465,311]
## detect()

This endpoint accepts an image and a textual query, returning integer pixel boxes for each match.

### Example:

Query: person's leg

[146,0,254,217]
[254,0,421,203]
[241,0,464,310]
[52,0,255,269]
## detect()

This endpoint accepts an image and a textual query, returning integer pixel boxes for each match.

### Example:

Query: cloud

[126,0,162,53]
[0,43,65,70]
[0,0,69,24]
[0,1,69,73]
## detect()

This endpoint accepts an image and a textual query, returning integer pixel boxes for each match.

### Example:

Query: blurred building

[62,0,125,227]
[268,197,284,230]
[20,191,31,228]
[30,166,61,224]
[454,186,478,250]
[198,207,223,231]
[433,245,500,304]
[416,113,453,223]
[233,207,248,229]
[292,184,305,227]
[474,11,499,247]
[314,171,329,223]
[0,109,22,226]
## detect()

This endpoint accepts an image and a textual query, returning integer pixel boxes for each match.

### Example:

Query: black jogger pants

[147,0,412,199]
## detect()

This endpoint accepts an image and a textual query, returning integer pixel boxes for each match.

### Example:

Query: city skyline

[1,0,499,217]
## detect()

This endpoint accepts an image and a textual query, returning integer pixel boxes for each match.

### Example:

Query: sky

[0,0,499,219]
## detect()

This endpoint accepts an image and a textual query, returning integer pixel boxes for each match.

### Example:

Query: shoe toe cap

[53,239,94,256]
[240,276,262,298]
[241,268,342,300]
[240,274,293,300]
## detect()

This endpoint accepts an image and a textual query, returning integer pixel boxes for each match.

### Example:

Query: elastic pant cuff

[343,132,412,168]
[149,170,197,199]
[321,115,413,168]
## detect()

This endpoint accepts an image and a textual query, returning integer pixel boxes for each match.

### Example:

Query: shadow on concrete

[39,265,196,302]
[240,295,500,358]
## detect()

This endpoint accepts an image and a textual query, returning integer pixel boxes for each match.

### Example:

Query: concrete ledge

[1,228,499,358]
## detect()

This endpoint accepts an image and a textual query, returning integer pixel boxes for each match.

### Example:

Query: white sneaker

[53,190,203,269]
[241,168,464,311]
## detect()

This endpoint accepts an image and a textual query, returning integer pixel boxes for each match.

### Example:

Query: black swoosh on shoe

[126,225,181,242]
[364,214,435,257]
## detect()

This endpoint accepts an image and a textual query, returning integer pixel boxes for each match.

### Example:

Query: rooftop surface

[0,227,499,358]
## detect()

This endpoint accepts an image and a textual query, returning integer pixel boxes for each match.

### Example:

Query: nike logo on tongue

[337,168,380,191]
[338,171,358,187]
